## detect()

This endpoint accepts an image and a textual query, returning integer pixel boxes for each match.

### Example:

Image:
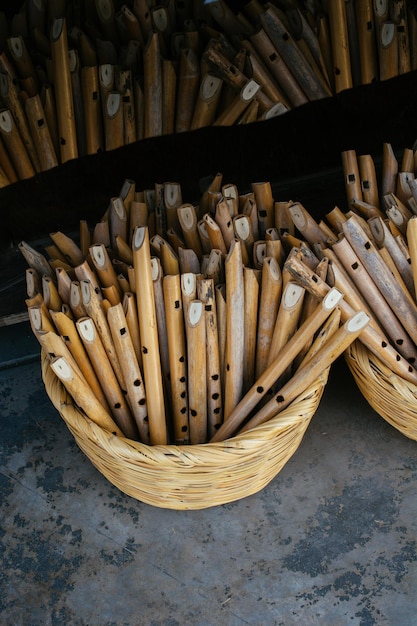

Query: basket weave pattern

[346,341,417,441]
[42,351,329,509]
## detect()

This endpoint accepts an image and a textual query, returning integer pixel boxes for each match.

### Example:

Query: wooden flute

[132,226,167,445]
[210,287,344,442]
[239,311,370,434]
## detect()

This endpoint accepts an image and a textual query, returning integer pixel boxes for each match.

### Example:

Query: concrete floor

[1,322,416,626]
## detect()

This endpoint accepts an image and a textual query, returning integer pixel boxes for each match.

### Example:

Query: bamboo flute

[117,69,136,145]
[28,303,55,335]
[243,266,260,394]
[163,274,189,444]
[0,70,40,173]
[355,0,378,84]
[50,18,78,162]
[203,213,228,254]
[406,215,417,304]
[191,72,223,130]
[107,303,149,443]
[69,281,87,319]
[178,248,200,275]
[184,299,207,444]
[326,0,353,92]
[357,153,379,208]
[382,142,398,197]
[143,32,162,138]
[162,58,176,135]
[0,109,35,180]
[42,275,62,311]
[79,221,91,259]
[240,311,370,434]
[50,231,84,267]
[255,256,282,378]
[213,79,261,126]
[342,149,363,206]
[122,291,142,368]
[210,287,344,442]
[177,204,204,259]
[342,216,417,344]
[368,216,415,297]
[74,259,102,299]
[132,226,167,445]
[214,198,235,250]
[76,316,138,439]
[90,243,123,300]
[50,309,110,412]
[50,356,125,436]
[267,281,305,368]
[252,181,274,236]
[151,257,170,395]
[26,268,41,299]
[25,94,58,171]
[198,277,224,437]
[288,202,329,247]
[379,21,398,80]
[80,278,125,388]
[99,63,115,117]
[331,236,417,362]
[260,6,331,101]
[19,240,55,279]
[284,252,417,383]
[249,26,308,108]
[108,196,128,251]
[391,0,410,75]
[223,239,245,419]
[175,47,200,133]
[234,214,255,263]
[81,64,104,155]
[104,92,124,151]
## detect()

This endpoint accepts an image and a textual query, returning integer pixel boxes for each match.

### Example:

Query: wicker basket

[41,350,329,509]
[345,341,417,441]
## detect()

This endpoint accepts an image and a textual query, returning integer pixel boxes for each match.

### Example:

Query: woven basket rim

[345,340,417,441]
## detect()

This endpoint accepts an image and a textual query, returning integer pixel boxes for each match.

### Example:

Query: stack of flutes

[20,173,370,446]
[267,143,417,397]
[1,0,416,188]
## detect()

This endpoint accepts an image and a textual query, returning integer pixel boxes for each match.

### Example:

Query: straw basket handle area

[41,350,329,510]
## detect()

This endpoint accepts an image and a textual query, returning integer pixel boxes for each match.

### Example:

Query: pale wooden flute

[90,243,123,301]
[191,72,223,130]
[406,216,417,305]
[197,277,224,437]
[0,109,35,181]
[25,93,58,172]
[243,267,260,394]
[50,18,78,163]
[50,309,110,412]
[132,226,167,445]
[186,300,208,443]
[240,311,370,434]
[355,0,378,84]
[267,281,305,369]
[162,274,189,444]
[107,303,150,443]
[81,64,104,155]
[255,256,282,378]
[224,239,245,419]
[80,279,125,389]
[104,92,124,151]
[177,204,204,259]
[50,231,84,267]
[76,316,138,440]
[50,355,125,437]
[341,149,363,206]
[379,21,398,80]
[143,32,162,138]
[210,287,344,442]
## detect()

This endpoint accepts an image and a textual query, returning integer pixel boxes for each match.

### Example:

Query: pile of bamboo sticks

[1,1,416,188]
[20,173,370,446]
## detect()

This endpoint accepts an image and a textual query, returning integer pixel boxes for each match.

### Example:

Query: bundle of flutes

[255,145,417,395]
[1,1,416,189]
[20,173,370,446]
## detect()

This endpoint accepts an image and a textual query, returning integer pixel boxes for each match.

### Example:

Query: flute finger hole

[256,386,264,394]
[134,379,141,386]
[181,425,188,432]
[180,407,187,414]
[114,402,121,409]
[212,393,219,400]
[276,395,284,404]
[212,374,219,380]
